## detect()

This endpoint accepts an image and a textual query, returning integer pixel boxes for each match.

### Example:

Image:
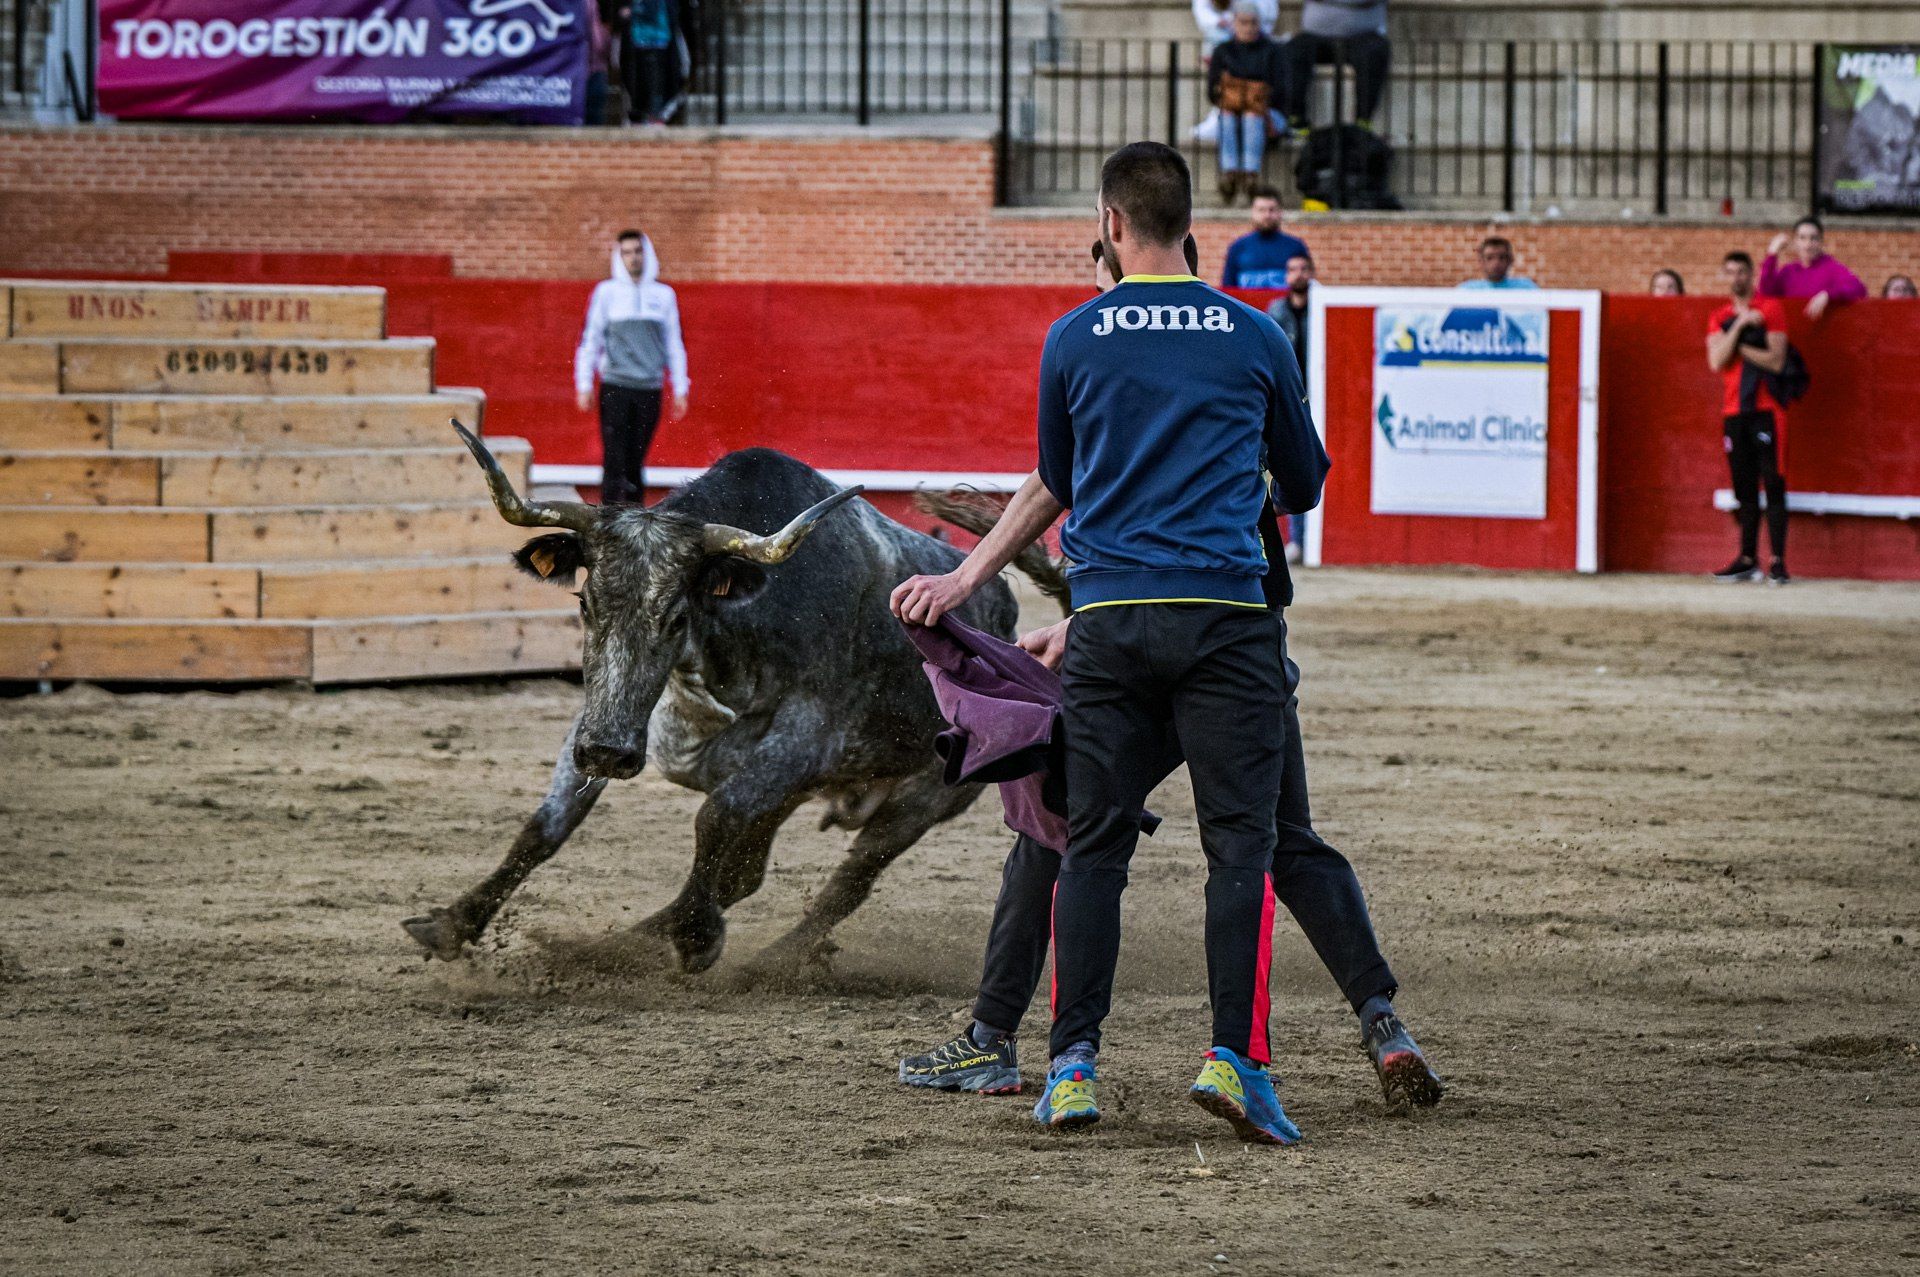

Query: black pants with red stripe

[971,625,1397,1048]
[1050,603,1290,1062]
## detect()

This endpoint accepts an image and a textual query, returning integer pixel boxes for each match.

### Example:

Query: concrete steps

[0,279,578,684]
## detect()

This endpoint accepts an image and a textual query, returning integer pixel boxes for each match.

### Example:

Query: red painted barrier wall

[1601,296,1920,579]
[88,255,1920,579]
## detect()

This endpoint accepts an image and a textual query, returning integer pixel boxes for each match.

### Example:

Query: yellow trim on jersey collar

[1118,274,1202,284]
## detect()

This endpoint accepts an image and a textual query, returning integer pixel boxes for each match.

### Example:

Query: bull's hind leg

[403,716,608,959]
[750,768,982,974]
[632,771,806,975]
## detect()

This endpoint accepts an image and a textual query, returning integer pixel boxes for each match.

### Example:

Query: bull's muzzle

[574,735,647,780]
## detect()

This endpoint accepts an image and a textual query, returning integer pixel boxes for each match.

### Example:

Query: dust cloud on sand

[2,570,1916,1274]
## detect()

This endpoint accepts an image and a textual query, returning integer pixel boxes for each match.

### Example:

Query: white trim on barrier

[1711,490,1920,519]
[530,464,1032,492]
[1303,285,1604,573]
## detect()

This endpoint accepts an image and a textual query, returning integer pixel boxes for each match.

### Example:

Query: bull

[402,424,1019,974]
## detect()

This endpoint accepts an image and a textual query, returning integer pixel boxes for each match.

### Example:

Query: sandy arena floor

[2,568,1917,1275]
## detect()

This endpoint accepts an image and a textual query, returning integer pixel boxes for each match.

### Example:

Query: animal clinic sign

[1369,305,1550,519]
[97,0,588,124]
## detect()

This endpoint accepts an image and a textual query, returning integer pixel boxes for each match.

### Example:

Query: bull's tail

[913,488,1071,617]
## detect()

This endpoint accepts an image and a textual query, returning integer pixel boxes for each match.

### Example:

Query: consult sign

[1370,306,1550,519]
[97,0,587,124]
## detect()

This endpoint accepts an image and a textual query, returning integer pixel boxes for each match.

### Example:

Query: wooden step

[4,555,552,620]
[154,441,530,508]
[258,556,552,619]
[310,610,580,683]
[208,502,529,563]
[1,498,531,565]
[0,617,312,681]
[0,342,58,394]
[106,390,484,450]
[47,337,435,396]
[0,609,579,683]
[0,454,161,505]
[4,281,386,341]
[0,507,211,563]
[0,398,111,450]
[2,562,257,619]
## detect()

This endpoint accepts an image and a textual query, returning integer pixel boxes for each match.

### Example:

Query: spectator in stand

[1206,5,1285,204]
[1650,269,1684,296]
[1884,274,1918,300]
[1459,236,1537,289]
[619,0,677,125]
[1221,186,1309,287]
[575,229,690,504]
[1707,251,1792,586]
[1266,253,1315,563]
[1758,216,1865,320]
[584,1,614,124]
[1195,0,1276,59]
[1280,0,1392,138]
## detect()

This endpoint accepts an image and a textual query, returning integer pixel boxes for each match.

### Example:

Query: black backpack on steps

[1294,124,1401,210]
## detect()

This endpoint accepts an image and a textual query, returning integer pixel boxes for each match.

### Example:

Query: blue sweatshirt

[1035,275,1328,610]
[1222,228,1311,289]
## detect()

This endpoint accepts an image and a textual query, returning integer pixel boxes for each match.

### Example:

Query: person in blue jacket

[893,142,1334,1144]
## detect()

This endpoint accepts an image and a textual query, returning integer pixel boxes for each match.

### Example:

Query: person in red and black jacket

[1706,250,1792,585]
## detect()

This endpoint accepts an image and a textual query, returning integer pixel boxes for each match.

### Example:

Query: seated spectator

[1459,236,1537,289]
[1206,5,1284,203]
[1280,0,1392,137]
[1759,216,1865,320]
[1222,186,1309,287]
[1884,274,1918,299]
[1650,269,1684,296]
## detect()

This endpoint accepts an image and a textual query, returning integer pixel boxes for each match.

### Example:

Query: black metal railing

[687,0,1008,125]
[1004,37,1817,214]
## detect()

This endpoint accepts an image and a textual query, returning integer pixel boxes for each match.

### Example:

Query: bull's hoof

[632,908,726,976]
[401,908,473,961]
[676,930,726,975]
[740,929,837,986]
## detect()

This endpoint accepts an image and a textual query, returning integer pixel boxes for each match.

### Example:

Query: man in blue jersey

[892,142,1326,1144]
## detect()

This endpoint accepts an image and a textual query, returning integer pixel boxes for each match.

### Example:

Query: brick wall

[4,123,1919,292]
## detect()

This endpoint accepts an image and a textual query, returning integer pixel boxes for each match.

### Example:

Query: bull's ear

[693,556,767,604]
[512,533,586,586]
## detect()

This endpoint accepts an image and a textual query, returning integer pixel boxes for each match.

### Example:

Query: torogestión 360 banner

[1371,306,1549,519]
[98,0,587,123]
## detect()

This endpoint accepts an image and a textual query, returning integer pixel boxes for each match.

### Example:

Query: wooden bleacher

[0,280,580,684]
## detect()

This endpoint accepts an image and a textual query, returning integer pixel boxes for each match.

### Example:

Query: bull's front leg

[402,715,608,959]
[633,771,805,975]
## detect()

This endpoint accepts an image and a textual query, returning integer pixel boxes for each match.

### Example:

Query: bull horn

[703,485,865,564]
[451,419,596,533]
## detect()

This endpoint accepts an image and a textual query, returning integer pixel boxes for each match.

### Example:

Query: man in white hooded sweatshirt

[574,229,690,504]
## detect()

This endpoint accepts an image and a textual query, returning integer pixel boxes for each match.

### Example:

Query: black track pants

[969,628,1396,1040]
[1723,410,1788,562]
[599,383,662,505]
[1281,31,1392,126]
[1050,603,1288,1063]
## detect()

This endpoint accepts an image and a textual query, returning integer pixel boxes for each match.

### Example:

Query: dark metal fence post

[714,0,729,126]
[1501,40,1518,213]
[995,0,1011,203]
[1807,42,1825,213]
[1331,40,1348,209]
[1653,42,1669,216]
[857,0,872,124]
[1165,40,1179,145]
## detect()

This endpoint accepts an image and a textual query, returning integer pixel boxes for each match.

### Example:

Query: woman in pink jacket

[1759,216,1866,320]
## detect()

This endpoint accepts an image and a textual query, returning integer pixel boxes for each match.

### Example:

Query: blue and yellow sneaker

[1189,1046,1303,1145]
[1032,1053,1101,1130]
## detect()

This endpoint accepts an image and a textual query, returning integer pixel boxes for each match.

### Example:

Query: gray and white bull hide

[402,424,1019,974]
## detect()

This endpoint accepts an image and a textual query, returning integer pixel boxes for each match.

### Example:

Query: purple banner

[98,0,588,124]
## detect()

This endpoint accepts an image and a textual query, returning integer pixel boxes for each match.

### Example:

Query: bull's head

[452,421,862,780]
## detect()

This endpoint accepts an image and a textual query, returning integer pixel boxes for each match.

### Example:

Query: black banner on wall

[1816,45,1920,215]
